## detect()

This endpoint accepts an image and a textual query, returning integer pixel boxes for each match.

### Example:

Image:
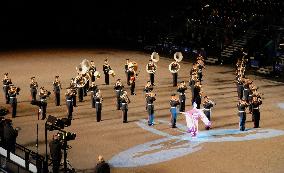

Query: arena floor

[0,49,284,173]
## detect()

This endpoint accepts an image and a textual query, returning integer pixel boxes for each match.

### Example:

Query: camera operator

[49,133,62,173]
[3,119,18,153]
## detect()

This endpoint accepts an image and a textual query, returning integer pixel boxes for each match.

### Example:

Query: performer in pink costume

[182,102,211,137]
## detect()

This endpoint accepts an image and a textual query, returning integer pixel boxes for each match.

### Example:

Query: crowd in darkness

[0,0,282,49]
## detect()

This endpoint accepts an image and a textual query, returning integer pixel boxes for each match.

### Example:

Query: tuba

[151,52,159,62]
[76,59,91,75]
[169,52,182,73]
[174,52,183,62]
[128,61,138,72]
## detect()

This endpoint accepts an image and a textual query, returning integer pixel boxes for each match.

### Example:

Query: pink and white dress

[184,107,211,137]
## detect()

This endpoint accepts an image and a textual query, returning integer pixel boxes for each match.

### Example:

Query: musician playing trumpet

[8,86,20,118]
[128,66,137,95]
[114,79,124,110]
[237,99,249,131]
[65,88,74,119]
[89,60,97,82]
[30,77,38,103]
[39,87,51,120]
[120,90,130,123]
[169,94,180,128]
[69,78,77,107]
[89,81,98,108]
[146,92,156,126]
[125,59,130,85]
[2,73,12,104]
[251,95,262,128]
[103,59,112,85]
[177,81,187,112]
[75,74,85,102]
[53,75,62,106]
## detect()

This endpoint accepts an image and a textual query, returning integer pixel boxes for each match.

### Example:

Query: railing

[0,143,46,173]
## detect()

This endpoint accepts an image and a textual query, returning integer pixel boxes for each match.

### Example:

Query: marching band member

[189,74,197,105]
[53,75,62,106]
[193,81,202,109]
[203,96,216,129]
[39,87,51,120]
[236,76,244,100]
[197,57,205,83]
[103,59,111,85]
[89,60,97,82]
[169,94,180,128]
[30,77,38,103]
[128,66,137,95]
[8,86,20,118]
[146,92,156,126]
[177,81,187,112]
[114,79,124,110]
[65,88,74,119]
[75,74,85,102]
[94,90,103,122]
[251,95,262,128]
[144,81,153,110]
[120,90,130,123]
[69,78,77,107]
[125,59,130,85]
[146,59,156,86]
[2,73,12,104]
[237,99,249,131]
[89,81,98,108]
[170,61,179,87]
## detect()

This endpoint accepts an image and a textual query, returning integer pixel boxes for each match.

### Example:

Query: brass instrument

[108,69,116,77]
[151,52,159,63]
[8,86,20,95]
[128,61,138,72]
[120,91,130,104]
[94,71,101,79]
[74,75,87,88]
[174,52,183,62]
[39,88,51,97]
[169,61,180,73]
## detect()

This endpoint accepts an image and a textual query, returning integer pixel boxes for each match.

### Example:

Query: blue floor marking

[109,119,284,167]
[278,103,284,109]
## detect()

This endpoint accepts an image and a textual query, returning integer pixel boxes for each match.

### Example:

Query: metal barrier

[0,143,46,173]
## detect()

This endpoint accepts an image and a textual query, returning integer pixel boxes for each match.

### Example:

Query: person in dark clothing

[53,76,62,106]
[49,134,62,173]
[94,155,110,173]
[146,59,156,86]
[89,82,98,108]
[251,95,262,128]
[177,81,187,112]
[146,92,156,126]
[170,94,180,128]
[237,99,249,131]
[2,73,12,104]
[125,59,130,85]
[143,81,153,110]
[94,90,103,122]
[236,77,244,100]
[103,59,112,85]
[8,86,20,118]
[90,60,97,82]
[203,96,216,130]
[193,82,202,109]
[65,89,74,120]
[128,67,137,95]
[189,75,197,105]
[30,77,38,103]
[3,119,18,153]
[120,90,130,123]
[169,61,180,87]
[39,87,50,120]
[114,79,124,110]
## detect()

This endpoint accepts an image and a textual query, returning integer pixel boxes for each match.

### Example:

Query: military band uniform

[8,91,17,118]
[120,96,129,123]
[128,70,136,95]
[53,81,61,106]
[197,64,204,82]
[66,93,73,119]
[203,101,214,121]
[144,84,153,110]
[237,102,247,131]
[78,86,84,102]
[3,79,12,104]
[146,95,156,126]
[90,65,97,82]
[236,78,243,100]
[251,99,262,128]
[177,86,187,112]
[189,79,196,105]
[170,99,180,128]
[89,84,98,108]
[193,85,201,109]
[103,64,110,85]
[114,82,124,110]
[243,84,249,102]
[39,94,47,120]
[125,63,130,85]
[94,95,102,122]
[30,81,38,102]
[172,73,178,87]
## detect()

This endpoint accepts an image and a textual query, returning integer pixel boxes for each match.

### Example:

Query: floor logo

[109,119,284,167]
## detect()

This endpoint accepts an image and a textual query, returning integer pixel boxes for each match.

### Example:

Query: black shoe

[172,126,177,128]
[123,121,128,123]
